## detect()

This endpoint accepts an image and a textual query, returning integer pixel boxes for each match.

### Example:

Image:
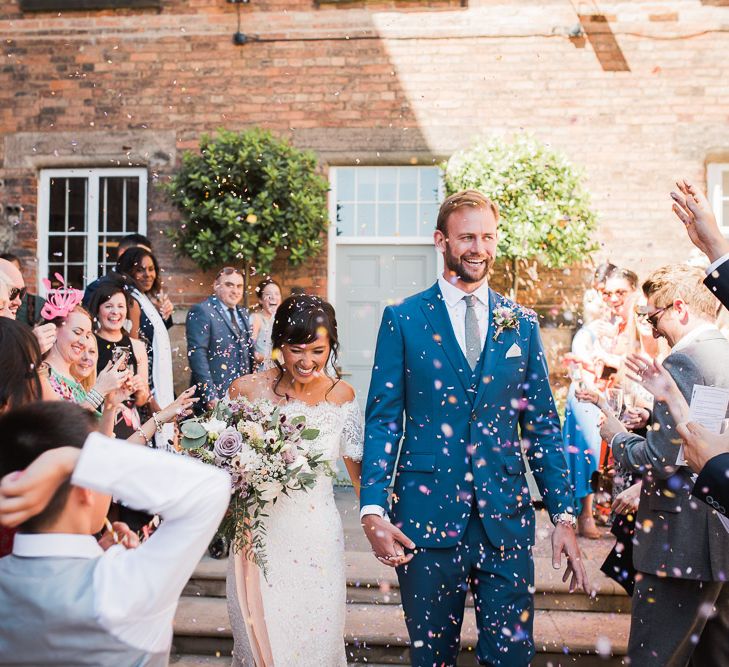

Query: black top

[95,332,139,439]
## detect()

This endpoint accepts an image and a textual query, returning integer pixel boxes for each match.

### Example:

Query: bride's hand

[155,386,198,424]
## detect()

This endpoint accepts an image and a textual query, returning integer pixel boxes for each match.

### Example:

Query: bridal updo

[270,294,341,396]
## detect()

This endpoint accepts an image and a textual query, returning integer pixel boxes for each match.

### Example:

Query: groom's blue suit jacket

[361,283,574,549]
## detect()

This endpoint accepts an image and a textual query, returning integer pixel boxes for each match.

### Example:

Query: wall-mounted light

[5,204,22,226]
[228,0,250,46]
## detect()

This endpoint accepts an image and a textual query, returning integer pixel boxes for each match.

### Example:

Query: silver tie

[463,294,482,370]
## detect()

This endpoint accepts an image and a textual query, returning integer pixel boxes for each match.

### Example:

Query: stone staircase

[172,489,630,666]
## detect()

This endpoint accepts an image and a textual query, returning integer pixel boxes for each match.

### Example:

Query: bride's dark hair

[271,295,341,399]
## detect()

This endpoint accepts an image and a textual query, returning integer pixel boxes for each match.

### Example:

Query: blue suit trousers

[397,505,535,667]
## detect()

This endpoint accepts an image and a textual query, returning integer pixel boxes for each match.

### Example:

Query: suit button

[471,411,478,422]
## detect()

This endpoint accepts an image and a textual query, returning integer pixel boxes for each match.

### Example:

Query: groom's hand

[551,523,591,594]
[361,514,415,568]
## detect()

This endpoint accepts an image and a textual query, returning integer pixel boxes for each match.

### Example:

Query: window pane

[356,203,376,236]
[399,169,418,201]
[65,265,86,289]
[66,178,87,233]
[378,203,397,236]
[337,169,355,201]
[100,177,125,233]
[420,202,440,235]
[398,203,418,236]
[357,168,376,201]
[49,236,66,262]
[420,168,440,202]
[378,172,397,202]
[49,178,66,232]
[67,235,86,264]
[126,178,139,230]
[337,202,355,236]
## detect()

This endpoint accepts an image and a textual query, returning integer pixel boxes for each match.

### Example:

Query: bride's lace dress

[226,398,364,667]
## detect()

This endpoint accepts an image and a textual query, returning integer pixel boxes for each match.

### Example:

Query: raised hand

[612,481,642,515]
[676,421,729,473]
[551,523,590,594]
[671,180,729,263]
[32,323,57,355]
[93,357,130,397]
[361,514,415,568]
[625,355,676,402]
[0,447,79,528]
[98,521,141,551]
[155,386,198,424]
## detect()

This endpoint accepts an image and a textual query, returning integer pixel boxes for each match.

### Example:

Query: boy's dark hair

[0,402,96,532]
[118,233,152,258]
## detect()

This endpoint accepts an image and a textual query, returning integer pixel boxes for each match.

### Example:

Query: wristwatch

[551,512,577,529]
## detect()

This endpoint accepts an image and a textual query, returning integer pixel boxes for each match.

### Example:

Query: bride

[226,295,363,667]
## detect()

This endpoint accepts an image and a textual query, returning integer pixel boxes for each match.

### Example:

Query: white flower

[202,417,228,437]
[237,420,265,442]
[258,479,284,502]
[289,454,312,475]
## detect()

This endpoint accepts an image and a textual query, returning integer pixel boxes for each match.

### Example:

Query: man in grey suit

[602,264,729,666]
[186,267,254,410]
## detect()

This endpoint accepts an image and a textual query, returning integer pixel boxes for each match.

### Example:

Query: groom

[360,190,589,666]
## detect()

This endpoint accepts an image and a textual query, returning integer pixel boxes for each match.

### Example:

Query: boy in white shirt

[0,401,230,666]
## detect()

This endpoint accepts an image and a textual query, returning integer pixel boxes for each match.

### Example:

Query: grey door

[335,244,438,409]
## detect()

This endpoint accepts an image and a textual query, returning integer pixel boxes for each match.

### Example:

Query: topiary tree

[163,128,329,303]
[443,134,599,301]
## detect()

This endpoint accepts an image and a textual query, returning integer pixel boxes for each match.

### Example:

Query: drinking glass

[606,388,624,417]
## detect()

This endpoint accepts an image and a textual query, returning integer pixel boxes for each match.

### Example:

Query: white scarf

[133,288,175,450]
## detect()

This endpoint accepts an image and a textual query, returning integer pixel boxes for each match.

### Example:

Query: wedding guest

[0,317,59,557]
[0,258,56,354]
[82,232,152,309]
[116,247,174,448]
[0,401,229,666]
[562,263,616,538]
[0,275,9,317]
[186,267,254,411]
[0,252,46,327]
[251,278,282,371]
[41,287,127,413]
[88,282,150,438]
[600,264,729,667]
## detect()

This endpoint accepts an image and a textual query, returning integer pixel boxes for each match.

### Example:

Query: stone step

[184,552,629,614]
[172,596,630,664]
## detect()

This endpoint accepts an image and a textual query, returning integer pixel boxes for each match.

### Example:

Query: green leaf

[180,434,208,450]
[180,421,207,439]
[300,428,320,440]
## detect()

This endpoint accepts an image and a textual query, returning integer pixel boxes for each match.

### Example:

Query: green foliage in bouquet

[443,134,599,300]
[163,128,329,302]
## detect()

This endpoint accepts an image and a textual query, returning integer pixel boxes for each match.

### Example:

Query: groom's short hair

[642,264,719,320]
[436,190,499,235]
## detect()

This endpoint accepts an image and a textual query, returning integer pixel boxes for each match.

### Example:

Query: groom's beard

[443,250,493,284]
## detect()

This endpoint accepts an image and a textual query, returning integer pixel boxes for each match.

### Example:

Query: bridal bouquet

[178,397,331,573]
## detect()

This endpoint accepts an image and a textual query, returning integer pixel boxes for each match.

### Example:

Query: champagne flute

[606,387,624,418]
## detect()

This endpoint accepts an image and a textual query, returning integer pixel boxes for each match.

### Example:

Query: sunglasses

[9,287,26,301]
[217,267,243,278]
[638,304,673,330]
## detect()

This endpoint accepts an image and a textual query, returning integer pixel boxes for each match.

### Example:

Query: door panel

[336,245,437,410]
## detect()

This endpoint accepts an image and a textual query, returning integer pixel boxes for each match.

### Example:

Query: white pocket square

[505,343,522,359]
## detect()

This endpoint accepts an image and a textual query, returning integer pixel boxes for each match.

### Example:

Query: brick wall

[2,0,729,315]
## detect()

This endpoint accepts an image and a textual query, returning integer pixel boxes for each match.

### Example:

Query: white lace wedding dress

[226,398,364,667]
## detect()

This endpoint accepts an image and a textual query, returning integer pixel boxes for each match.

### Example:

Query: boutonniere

[492,305,520,341]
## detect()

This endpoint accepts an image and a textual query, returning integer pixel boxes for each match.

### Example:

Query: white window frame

[37,167,148,293]
[708,163,729,232]
[327,165,443,306]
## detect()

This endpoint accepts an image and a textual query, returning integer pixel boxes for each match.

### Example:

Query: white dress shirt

[706,252,729,277]
[12,432,230,654]
[361,275,490,520]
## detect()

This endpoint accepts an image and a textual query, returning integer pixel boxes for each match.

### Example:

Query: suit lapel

[420,284,471,395]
